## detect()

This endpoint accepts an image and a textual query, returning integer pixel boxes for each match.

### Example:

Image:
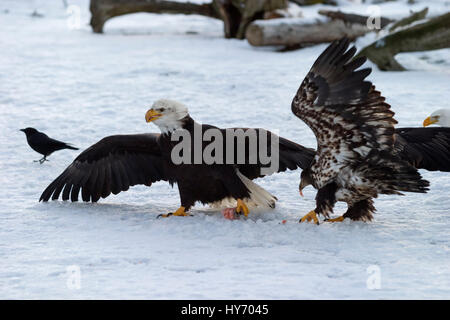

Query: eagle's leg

[236,199,249,217]
[157,206,192,218]
[222,199,249,220]
[344,199,375,222]
[324,216,345,223]
[325,199,375,222]
[300,183,337,225]
[299,210,319,225]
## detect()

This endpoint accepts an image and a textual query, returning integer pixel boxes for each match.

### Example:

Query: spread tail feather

[366,150,429,195]
[208,170,277,210]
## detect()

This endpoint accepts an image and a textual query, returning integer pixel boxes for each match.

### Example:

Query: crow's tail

[64,144,79,150]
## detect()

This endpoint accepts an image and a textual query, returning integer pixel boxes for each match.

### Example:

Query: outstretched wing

[232,128,315,179]
[40,134,167,202]
[197,124,315,179]
[291,38,397,186]
[394,127,450,172]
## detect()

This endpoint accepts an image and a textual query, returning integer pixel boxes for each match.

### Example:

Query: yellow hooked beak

[145,109,163,123]
[423,116,438,127]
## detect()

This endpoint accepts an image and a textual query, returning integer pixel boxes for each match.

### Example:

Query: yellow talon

[299,210,319,225]
[236,199,249,217]
[325,216,345,223]
[157,206,191,218]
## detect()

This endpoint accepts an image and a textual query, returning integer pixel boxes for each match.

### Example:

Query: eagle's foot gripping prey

[324,216,345,223]
[222,199,250,220]
[236,199,249,217]
[157,206,191,218]
[299,210,319,225]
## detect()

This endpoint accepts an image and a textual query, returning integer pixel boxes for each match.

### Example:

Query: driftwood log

[318,9,394,29]
[90,0,218,33]
[357,12,450,71]
[388,7,428,32]
[245,19,370,47]
[290,0,336,5]
[89,0,287,39]
[246,8,398,48]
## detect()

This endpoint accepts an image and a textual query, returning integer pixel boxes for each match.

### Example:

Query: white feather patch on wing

[208,170,277,210]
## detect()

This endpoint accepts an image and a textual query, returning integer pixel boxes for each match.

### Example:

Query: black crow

[20,127,78,164]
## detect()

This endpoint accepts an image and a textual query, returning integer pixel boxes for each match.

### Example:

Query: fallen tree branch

[220,0,288,39]
[89,0,287,39]
[90,0,220,33]
[318,9,394,28]
[388,7,428,32]
[246,19,369,47]
[356,12,450,71]
[290,0,336,5]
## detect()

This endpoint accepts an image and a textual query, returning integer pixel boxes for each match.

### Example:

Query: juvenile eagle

[292,39,431,223]
[40,99,315,218]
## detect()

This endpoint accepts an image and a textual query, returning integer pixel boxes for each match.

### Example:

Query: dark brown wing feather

[214,127,315,179]
[234,129,315,179]
[39,133,167,202]
[291,38,397,156]
[394,127,450,172]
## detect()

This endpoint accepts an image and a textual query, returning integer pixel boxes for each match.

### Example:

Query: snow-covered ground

[1,0,449,299]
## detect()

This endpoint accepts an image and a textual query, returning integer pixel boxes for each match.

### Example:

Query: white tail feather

[208,170,277,210]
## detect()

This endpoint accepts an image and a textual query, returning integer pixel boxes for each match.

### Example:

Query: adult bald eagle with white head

[40,99,315,218]
[423,109,450,127]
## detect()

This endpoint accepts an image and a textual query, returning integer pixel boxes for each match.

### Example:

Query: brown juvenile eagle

[40,99,315,218]
[292,39,432,223]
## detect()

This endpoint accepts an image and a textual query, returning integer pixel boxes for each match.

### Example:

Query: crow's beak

[145,109,163,123]
[20,129,25,132]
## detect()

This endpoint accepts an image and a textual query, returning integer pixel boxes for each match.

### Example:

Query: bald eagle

[40,99,315,218]
[423,109,450,127]
[291,39,433,223]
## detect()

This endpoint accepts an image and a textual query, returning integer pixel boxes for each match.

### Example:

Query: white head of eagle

[146,99,189,134]
[423,109,450,127]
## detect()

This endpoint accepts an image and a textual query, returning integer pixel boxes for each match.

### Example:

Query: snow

[1,0,450,299]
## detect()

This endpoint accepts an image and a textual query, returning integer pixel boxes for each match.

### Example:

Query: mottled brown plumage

[293,39,429,222]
